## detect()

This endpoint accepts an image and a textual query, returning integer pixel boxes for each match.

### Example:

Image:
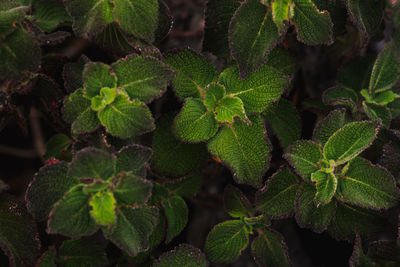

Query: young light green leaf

[264,98,301,148]
[111,54,175,103]
[369,42,400,94]
[272,0,292,32]
[173,98,218,143]
[89,191,116,226]
[344,0,384,35]
[204,83,226,111]
[256,167,300,218]
[336,157,399,210]
[162,195,188,243]
[163,174,203,198]
[311,170,337,206]
[112,0,158,43]
[214,96,248,124]
[48,186,99,237]
[291,0,333,45]
[32,0,71,32]
[71,108,100,135]
[229,0,282,78]
[26,162,78,221]
[63,89,91,123]
[208,115,271,188]
[98,94,155,138]
[251,228,290,267]
[313,108,350,147]
[223,185,253,218]
[116,145,152,176]
[69,147,116,180]
[83,62,117,98]
[295,183,336,233]
[103,205,159,256]
[113,174,152,205]
[284,140,323,181]
[204,220,249,263]
[219,64,289,113]
[154,244,209,267]
[164,49,218,100]
[323,121,379,165]
[363,101,391,127]
[151,114,209,177]
[372,91,399,105]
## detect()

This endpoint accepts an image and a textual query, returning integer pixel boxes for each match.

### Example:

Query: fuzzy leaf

[272,0,292,32]
[89,191,116,226]
[69,148,116,180]
[83,63,117,98]
[256,167,299,218]
[204,220,249,263]
[44,134,72,160]
[337,56,375,92]
[151,114,209,177]
[116,145,151,176]
[372,91,399,105]
[295,183,336,233]
[63,55,89,93]
[323,85,358,108]
[71,108,100,135]
[337,157,399,210]
[111,55,174,103]
[223,185,253,218]
[311,170,337,205]
[112,0,158,42]
[63,89,91,123]
[113,174,152,205]
[207,115,271,188]
[162,195,188,243]
[32,0,71,32]
[103,205,159,256]
[219,64,289,113]
[345,0,384,35]
[229,0,282,78]
[204,83,226,111]
[265,47,296,77]
[251,228,290,267]
[154,244,208,267]
[291,0,333,45]
[313,108,350,147]
[363,102,391,127]
[48,186,98,237]
[163,174,203,198]
[203,0,241,61]
[284,141,323,181]
[0,3,27,36]
[164,49,218,100]
[214,96,247,124]
[98,94,155,138]
[323,121,378,165]
[173,98,218,143]
[264,98,301,148]
[348,235,374,267]
[26,162,78,221]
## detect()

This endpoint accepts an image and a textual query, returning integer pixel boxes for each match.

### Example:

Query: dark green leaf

[63,55,88,92]
[223,185,253,218]
[154,244,208,267]
[344,0,384,35]
[32,0,71,32]
[265,47,296,78]
[44,134,72,160]
[323,85,358,109]
[163,174,203,198]
[363,101,392,127]
[348,235,374,267]
[313,108,350,147]
[71,108,101,135]
[116,145,152,176]
[0,2,27,36]
[83,62,117,98]
[63,89,91,124]
[36,247,56,267]
[337,55,375,92]
[162,195,188,243]
[113,173,152,205]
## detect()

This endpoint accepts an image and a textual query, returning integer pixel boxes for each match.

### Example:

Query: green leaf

[89,191,116,226]
[151,114,209,177]
[91,87,117,111]
[163,174,203,198]
[344,0,384,35]
[203,0,241,61]
[154,244,209,267]
[116,145,152,176]
[208,115,271,187]
[291,0,333,45]
[103,205,159,256]
[272,0,292,32]
[229,0,282,78]
[363,101,392,127]
[313,108,350,147]
[204,83,226,112]
[369,42,400,94]
[219,64,289,113]
[256,167,300,218]
[264,98,301,148]
[26,162,78,221]
[251,228,290,267]
[173,98,218,143]
[44,134,72,160]
[295,183,336,233]
[69,147,116,180]
[113,173,152,205]
[37,247,56,267]
[311,170,337,206]
[32,0,71,32]
[323,85,358,109]
[0,3,27,36]
[112,0,158,42]
[63,89,91,123]
[265,47,296,77]
[323,121,379,165]
[372,91,399,105]
[336,157,399,210]
[162,195,188,243]
[66,0,114,37]
[214,96,248,124]
[63,55,89,93]
[0,195,40,267]
[337,55,376,92]
[204,220,249,263]
[312,0,347,36]
[164,49,218,100]
[48,186,98,237]
[111,54,174,103]
[284,140,323,181]
[0,28,41,79]
[98,94,155,138]
[83,62,117,98]
[349,235,374,267]
[223,185,253,218]
[71,108,101,135]
[58,238,109,267]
